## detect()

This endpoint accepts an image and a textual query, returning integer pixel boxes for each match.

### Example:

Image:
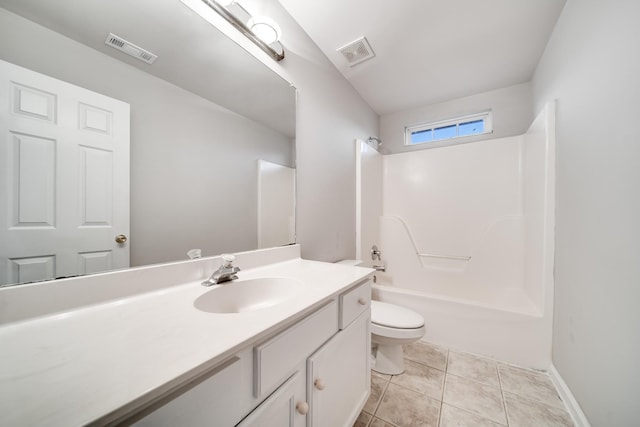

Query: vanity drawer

[254,300,338,398]
[132,348,254,427]
[339,279,371,329]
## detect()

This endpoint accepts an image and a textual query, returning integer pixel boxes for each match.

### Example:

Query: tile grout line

[497,362,511,426]
[437,349,450,427]
[443,370,503,392]
[438,377,509,425]
[499,363,570,411]
[369,374,392,426]
[440,351,508,426]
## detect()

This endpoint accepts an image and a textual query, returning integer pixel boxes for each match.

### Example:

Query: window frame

[404,111,493,147]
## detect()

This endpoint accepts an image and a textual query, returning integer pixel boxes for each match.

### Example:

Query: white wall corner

[548,364,591,427]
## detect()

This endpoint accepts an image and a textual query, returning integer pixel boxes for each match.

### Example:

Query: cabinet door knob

[314,378,325,390]
[296,401,309,415]
[357,297,367,305]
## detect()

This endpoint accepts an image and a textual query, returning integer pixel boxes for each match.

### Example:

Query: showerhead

[367,136,382,146]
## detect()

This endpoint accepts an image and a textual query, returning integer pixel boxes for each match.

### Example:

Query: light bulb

[247,16,281,44]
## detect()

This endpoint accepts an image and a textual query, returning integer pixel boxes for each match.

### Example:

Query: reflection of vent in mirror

[337,36,375,67]
[105,33,158,64]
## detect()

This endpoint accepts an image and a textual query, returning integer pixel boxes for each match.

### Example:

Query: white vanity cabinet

[237,370,306,427]
[254,300,339,399]
[131,346,258,427]
[307,310,370,427]
[131,278,371,427]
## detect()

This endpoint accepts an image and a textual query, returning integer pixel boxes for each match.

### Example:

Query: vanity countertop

[0,257,372,426]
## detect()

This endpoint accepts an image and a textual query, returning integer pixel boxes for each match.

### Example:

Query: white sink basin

[194,277,303,313]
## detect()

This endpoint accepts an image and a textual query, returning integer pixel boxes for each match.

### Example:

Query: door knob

[314,378,325,390]
[115,234,128,244]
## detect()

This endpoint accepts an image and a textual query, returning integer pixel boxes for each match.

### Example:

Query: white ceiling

[2,0,567,123]
[278,0,566,115]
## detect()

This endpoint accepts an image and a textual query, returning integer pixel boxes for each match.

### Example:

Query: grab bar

[381,215,472,262]
[417,253,471,261]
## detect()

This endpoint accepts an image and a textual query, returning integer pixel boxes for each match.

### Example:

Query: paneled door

[0,59,130,286]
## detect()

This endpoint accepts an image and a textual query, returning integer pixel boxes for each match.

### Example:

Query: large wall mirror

[0,0,296,287]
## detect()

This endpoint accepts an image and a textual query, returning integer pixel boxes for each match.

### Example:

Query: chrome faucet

[202,254,240,286]
[371,245,381,261]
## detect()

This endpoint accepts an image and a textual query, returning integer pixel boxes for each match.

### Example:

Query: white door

[0,59,130,285]
[355,139,383,265]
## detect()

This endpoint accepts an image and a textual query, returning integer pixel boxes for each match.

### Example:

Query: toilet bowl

[335,260,425,375]
[371,300,425,375]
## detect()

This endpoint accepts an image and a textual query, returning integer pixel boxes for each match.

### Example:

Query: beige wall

[533,0,640,424]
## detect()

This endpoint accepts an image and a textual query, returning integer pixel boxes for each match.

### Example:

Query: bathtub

[371,273,552,370]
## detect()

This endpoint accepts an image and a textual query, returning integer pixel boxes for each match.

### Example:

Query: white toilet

[336,260,426,375]
[370,300,426,375]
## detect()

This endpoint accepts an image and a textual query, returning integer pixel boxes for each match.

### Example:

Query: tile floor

[354,341,574,427]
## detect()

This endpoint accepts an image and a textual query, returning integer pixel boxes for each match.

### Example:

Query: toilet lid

[371,300,424,329]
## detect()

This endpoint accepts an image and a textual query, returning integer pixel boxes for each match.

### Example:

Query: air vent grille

[105,33,158,64]
[337,36,375,67]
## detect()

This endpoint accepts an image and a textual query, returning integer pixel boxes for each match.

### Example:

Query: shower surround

[369,103,555,369]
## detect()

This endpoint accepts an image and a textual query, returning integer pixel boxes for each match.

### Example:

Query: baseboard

[548,364,591,427]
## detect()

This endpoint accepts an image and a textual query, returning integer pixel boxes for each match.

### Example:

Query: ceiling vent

[105,33,158,64]
[337,36,375,67]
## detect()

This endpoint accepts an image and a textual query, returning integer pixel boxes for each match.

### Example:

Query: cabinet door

[237,370,306,427]
[307,310,370,427]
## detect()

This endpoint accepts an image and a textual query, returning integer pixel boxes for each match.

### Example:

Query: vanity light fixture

[189,0,285,62]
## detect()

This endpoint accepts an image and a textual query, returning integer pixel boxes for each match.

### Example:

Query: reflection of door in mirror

[0,60,130,286]
[257,160,295,249]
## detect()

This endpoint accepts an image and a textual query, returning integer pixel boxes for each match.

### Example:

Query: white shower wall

[522,110,554,311]
[380,111,552,316]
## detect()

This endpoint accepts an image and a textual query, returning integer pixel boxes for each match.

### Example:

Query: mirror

[257,160,295,248]
[0,0,296,287]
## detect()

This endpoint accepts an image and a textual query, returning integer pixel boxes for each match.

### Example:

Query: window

[405,111,492,146]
